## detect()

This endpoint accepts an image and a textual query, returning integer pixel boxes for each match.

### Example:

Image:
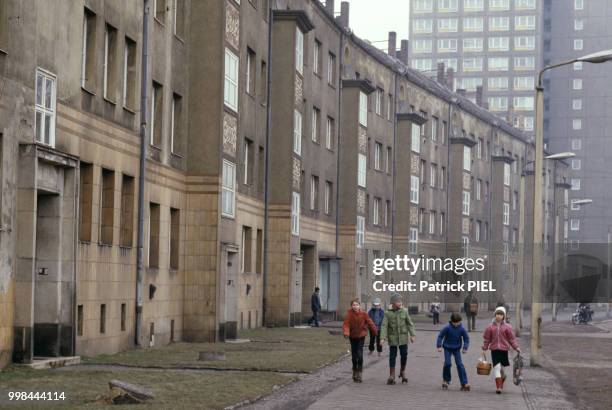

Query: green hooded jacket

[380,307,416,346]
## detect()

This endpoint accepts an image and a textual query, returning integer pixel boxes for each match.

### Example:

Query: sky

[334,0,410,52]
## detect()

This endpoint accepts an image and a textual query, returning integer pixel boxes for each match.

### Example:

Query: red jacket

[482,321,519,351]
[343,309,378,339]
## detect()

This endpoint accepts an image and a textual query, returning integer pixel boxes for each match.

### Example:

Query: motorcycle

[571,304,593,325]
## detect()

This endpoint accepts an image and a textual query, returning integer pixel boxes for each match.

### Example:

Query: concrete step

[24,356,81,370]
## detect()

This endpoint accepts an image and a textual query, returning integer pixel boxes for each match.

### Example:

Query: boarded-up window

[148,203,160,268]
[100,168,115,245]
[170,208,180,270]
[120,174,134,247]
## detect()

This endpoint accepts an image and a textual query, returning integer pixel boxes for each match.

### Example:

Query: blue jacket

[436,322,470,350]
[311,293,321,312]
[368,308,384,328]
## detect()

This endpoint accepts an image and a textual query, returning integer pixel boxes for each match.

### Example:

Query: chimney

[399,39,409,64]
[457,88,467,97]
[388,31,397,58]
[437,62,446,84]
[337,1,350,28]
[446,67,455,90]
[325,0,335,16]
[476,85,484,108]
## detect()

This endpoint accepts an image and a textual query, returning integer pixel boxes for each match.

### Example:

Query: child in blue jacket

[436,312,470,391]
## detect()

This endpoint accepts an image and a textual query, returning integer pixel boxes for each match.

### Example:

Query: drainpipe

[135,0,150,347]
[72,165,80,356]
[487,125,496,309]
[262,2,274,327]
[390,72,397,251]
[445,101,453,258]
[335,31,344,259]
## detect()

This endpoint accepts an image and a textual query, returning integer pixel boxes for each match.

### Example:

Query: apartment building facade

[0,0,562,368]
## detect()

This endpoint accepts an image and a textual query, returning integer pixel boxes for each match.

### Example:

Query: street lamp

[531,49,612,367]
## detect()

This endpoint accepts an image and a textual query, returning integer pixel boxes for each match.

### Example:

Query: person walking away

[368,298,384,356]
[380,293,416,385]
[430,297,441,325]
[309,287,321,327]
[342,298,377,383]
[463,291,478,332]
[436,312,470,391]
[482,306,521,394]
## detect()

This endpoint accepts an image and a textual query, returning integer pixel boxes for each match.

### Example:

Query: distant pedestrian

[436,312,470,391]
[463,291,478,332]
[368,298,385,356]
[343,298,377,383]
[380,293,416,385]
[308,287,321,327]
[482,306,521,394]
[430,297,441,325]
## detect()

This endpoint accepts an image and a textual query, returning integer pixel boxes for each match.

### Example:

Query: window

[358,153,367,187]
[328,53,336,85]
[103,24,118,102]
[438,58,458,72]
[516,0,536,9]
[79,164,94,242]
[414,0,434,13]
[463,146,471,171]
[0,0,7,51]
[243,138,253,185]
[575,0,583,10]
[148,203,160,268]
[356,216,365,248]
[477,138,483,159]
[81,8,96,90]
[359,91,368,126]
[429,211,436,234]
[476,179,482,200]
[571,139,582,150]
[573,119,582,130]
[260,60,267,102]
[154,0,166,21]
[573,78,583,90]
[430,163,437,187]
[373,197,381,225]
[385,200,390,226]
[414,19,433,33]
[386,147,392,174]
[224,48,239,111]
[412,59,433,71]
[504,163,511,186]
[570,219,580,231]
[375,88,383,115]
[174,0,185,37]
[574,19,584,31]
[440,166,446,189]
[464,17,484,32]
[571,200,581,211]
[100,169,115,245]
[513,191,518,210]
[438,18,458,32]
[463,191,470,215]
[513,96,534,111]
[293,110,302,155]
[409,228,418,254]
[100,304,106,334]
[374,142,382,170]
[514,56,535,70]
[514,76,535,90]
[489,0,510,10]
[313,39,321,75]
[311,107,320,142]
[524,116,534,130]
[121,303,126,331]
[476,220,481,242]
[123,37,137,109]
[292,192,300,235]
[222,160,236,217]
[572,159,581,170]
[170,208,180,270]
[503,203,510,225]
[324,181,332,214]
[438,39,457,52]
[463,38,483,52]
[438,0,458,11]
[489,57,509,71]
[413,39,433,53]
[463,57,483,72]
[326,117,334,149]
[488,37,509,52]
[151,81,163,146]
[34,69,56,147]
[489,17,509,31]
[515,16,536,30]
[464,0,484,10]
[431,117,438,141]
[120,174,135,247]
[574,39,583,50]
[295,28,304,75]
[411,123,421,152]
[515,36,535,50]
[488,77,509,90]
[310,175,319,211]
[246,48,256,95]
[574,62,583,71]
[488,96,508,111]
[572,99,582,110]
[171,93,183,155]
[411,176,420,204]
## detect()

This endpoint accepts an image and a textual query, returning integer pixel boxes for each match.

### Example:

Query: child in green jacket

[380,293,416,384]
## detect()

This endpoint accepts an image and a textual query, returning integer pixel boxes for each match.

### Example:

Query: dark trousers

[433,312,440,324]
[466,314,476,331]
[308,310,320,327]
[443,348,468,385]
[389,344,408,369]
[368,330,382,352]
[350,337,365,370]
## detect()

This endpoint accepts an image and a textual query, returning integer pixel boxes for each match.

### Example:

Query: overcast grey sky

[334,0,410,51]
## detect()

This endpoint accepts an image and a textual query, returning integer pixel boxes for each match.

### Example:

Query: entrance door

[290,256,303,326]
[319,260,339,312]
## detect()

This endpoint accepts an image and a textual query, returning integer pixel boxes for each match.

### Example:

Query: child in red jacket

[343,298,378,383]
[481,306,521,394]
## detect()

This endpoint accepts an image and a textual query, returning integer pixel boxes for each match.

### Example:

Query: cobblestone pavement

[240,318,576,410]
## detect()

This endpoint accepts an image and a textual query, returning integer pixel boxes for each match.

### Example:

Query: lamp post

[530,49,612,367]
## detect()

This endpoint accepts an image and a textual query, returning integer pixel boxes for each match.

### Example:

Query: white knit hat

[494,306,507,317]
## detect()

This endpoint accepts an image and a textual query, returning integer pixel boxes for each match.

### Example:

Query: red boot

[495,377,503,394]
